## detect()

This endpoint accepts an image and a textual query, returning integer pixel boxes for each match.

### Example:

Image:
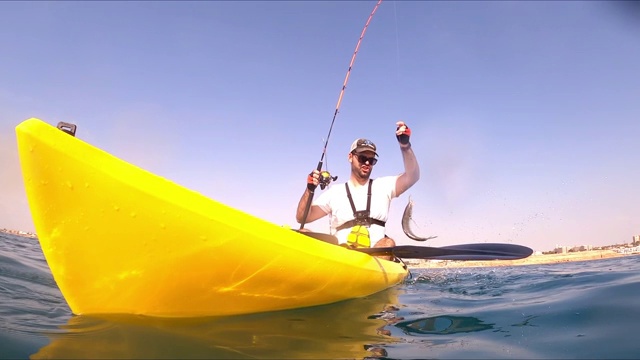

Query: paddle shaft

[354,243,533,261]
[295,231,533,261]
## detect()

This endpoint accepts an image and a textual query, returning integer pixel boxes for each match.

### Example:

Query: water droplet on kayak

[66,181,73,190]
[114,206,120,211]
[200,235,207,241]
[84,182,90,188]
[130,212,137,218]
[160,223,166,229]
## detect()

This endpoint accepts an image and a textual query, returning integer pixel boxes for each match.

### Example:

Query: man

[296,121,420,250]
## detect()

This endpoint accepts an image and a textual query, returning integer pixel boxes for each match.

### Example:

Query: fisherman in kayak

[296,121,420,251]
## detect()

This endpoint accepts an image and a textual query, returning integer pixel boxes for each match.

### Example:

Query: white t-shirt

[313,175,399,244]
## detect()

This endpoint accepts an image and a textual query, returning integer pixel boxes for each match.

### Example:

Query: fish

[401,196,437,242]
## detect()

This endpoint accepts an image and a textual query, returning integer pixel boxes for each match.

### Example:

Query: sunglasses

[354,153,378,165]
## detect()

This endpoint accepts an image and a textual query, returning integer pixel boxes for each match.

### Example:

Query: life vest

[336,179,386,248]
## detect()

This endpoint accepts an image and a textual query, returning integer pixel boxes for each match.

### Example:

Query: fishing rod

[300,0,384,229]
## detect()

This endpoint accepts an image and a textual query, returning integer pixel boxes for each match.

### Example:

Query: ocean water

[1,231,639,359]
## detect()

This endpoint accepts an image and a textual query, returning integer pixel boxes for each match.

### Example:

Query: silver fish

[401,196,437,241]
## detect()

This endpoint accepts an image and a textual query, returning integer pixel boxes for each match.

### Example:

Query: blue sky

[1,1,638,252]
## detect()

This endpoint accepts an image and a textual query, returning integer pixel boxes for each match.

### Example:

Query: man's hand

[396,121,411,146]
[307,170,320,192]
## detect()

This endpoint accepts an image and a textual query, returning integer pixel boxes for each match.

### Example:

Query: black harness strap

[344,179,362,215]
[337,218,386,231]
[336,179,386,231]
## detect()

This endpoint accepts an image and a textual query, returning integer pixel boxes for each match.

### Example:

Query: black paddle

[295,231,533,261]
[355,243,533,261]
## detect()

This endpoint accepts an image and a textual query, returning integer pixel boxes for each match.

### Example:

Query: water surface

[1,232,638,359]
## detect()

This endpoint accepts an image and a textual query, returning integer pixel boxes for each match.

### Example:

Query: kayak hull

[15,118,408,317]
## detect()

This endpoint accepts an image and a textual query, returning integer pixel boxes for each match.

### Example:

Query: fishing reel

[319,170,338,190]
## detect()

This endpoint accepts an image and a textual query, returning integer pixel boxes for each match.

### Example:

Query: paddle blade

[356,243,533,261]
[434,243,534,260]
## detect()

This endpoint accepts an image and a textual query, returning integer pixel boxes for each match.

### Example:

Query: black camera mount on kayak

[57,122,77,137]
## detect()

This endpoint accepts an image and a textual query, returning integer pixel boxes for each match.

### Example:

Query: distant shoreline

[410,250,637,269]
[0,228,37,238]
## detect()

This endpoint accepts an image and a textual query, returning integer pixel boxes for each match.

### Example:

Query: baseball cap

[350,138,378,156]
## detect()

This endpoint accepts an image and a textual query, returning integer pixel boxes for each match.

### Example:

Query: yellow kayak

[15,118,408,318]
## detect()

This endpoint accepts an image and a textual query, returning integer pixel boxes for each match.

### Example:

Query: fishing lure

[401,196,437,241]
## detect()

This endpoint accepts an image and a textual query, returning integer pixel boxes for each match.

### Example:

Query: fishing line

[392,1,403,116]
[320,0,383,166]
[300,0,384,229]
[394,1,401,81]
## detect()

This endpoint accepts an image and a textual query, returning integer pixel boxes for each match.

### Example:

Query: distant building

[572,245,592,252]
[554,246,568,254]
[404,259,422,266]
[617,246,640,255]
[633,235,640,245]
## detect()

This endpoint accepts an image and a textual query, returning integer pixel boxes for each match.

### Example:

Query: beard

[352,163,372,181]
